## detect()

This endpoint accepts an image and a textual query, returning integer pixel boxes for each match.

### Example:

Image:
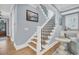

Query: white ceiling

[0,4,79,13]
[0,4,14,17]
[54,4,79,12]
[0,4,13,12]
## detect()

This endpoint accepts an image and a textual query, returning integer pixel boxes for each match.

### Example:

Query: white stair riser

[43,28,54,30]
[42,31,52,33]
[41,44,48,49]
[42,40,49,44]
[42,29,53,31]
[42,33,51,35]
[43,26,55,29]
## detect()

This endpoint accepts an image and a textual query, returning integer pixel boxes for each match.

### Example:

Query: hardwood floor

[43,42,60,55]
[14,46,36,55]
[0,36,59,55]
[0,36,36,55]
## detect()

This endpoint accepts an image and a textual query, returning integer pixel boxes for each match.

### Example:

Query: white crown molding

[61,8,79,15]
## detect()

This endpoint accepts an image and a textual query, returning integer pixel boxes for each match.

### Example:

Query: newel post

[37,26,41,55]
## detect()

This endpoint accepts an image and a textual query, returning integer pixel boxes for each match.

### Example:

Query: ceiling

[0,4,13,13]
[54,4,79,12]
[0,4,79,13]
[0,4,14,17]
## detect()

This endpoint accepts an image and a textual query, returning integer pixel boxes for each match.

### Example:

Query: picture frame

[26,10,38,22]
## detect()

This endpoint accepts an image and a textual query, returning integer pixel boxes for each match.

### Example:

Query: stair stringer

[40,41,60,55]
[13,32,37,50]
[48,25,62,45]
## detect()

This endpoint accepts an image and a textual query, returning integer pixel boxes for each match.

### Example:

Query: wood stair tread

[31,41,37,44]
[42,33,51,36]
[28,42,36,49]
[41,34,49,37]
[41,41,48,45]
[41,36,48,39]
[41,35,48,37]
[32,39,37,42]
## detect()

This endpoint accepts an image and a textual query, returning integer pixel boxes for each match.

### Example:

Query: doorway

[0,19,6,37]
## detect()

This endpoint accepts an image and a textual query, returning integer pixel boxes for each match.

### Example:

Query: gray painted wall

[14,4,47,45]
[61,15,65,30]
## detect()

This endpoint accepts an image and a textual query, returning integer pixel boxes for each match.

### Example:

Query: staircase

[41,16,55,50]
[13,4,61,55]
[36,4,62,55]
[23,4,58,54]
[10,4,61,55]
[28,37,37,52]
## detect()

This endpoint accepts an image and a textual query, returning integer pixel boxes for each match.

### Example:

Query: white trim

[41,14,54,29]
[42,45,48,49]
[40,41,59,54]
[37,26,42,55]
[39,5,54,29]
[11,8,15,43]
[31,41,37,44]
[9,4,15,42]
[39,5,48,19]
[52,29,55,32]
[61,8,79,15]
[10,4,15,14]
[28,44,37,52]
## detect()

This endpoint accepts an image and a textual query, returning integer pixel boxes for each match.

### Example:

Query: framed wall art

[26,10,38,22]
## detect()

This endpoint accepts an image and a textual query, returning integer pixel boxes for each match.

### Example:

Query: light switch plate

[24,28,29,31]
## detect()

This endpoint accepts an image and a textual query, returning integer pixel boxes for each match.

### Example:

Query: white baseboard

[13,32,36,50]
[13,42,29,50]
